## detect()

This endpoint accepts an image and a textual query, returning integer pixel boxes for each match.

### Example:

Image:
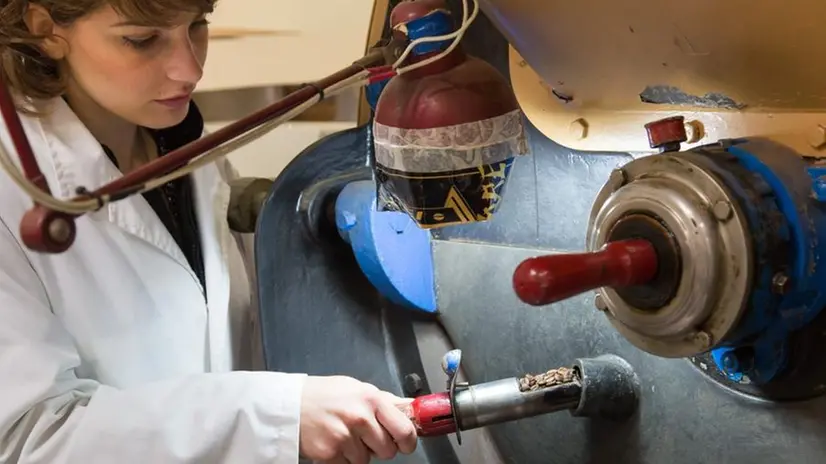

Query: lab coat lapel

[191,160,233,372]
[39,98,234,370]
[41,98,198,284]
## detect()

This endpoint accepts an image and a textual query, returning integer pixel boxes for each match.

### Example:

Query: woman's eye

[122,35,158,49]
[121,18,209,49]
[190,18,210,29]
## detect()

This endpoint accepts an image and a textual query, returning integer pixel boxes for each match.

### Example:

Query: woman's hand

[299,375,418,463]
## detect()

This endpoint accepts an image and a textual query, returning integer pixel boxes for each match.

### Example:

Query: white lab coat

[0,97,306,463]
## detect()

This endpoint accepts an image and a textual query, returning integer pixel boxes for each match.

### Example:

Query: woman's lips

[154,94,192,109]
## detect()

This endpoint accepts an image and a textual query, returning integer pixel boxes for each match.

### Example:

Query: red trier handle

[402,392,456,437]
[512,239,658,306]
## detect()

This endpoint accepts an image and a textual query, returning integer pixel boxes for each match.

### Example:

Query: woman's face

[52,5,210,129]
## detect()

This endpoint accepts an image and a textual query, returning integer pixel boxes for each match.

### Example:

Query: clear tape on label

[373,109,530,173]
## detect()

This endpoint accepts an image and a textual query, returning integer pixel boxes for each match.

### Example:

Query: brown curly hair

[0,0,216,110]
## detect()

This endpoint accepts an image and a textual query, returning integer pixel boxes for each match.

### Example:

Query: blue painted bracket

[806,165,826,202]
[706,141,826,385]
[335,180,438,313]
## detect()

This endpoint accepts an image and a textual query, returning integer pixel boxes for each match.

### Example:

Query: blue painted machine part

[808,167,826,202]
[365,79,388,112]
[365,12,453,111]
[335,180,437,313]
[703,139,826,384]
[405,10,454,55]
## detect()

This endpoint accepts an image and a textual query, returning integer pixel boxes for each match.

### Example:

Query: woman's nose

[165,37,205,85]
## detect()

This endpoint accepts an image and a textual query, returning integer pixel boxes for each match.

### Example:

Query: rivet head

[712,200,733,221]
[695,331,713,349]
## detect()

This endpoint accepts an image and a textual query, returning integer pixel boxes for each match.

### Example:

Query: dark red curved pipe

[0,48,388,253]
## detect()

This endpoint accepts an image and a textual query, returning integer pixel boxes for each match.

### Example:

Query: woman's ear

[23,4,68,60]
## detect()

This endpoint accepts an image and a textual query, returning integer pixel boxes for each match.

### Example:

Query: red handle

[403,392,456,436]
[512,239,658,306]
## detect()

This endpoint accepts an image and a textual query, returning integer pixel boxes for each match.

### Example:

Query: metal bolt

[607,168,627,191]
[684,120,705,144]
[711,200,733,222]
[48,217,72,244]
[594,294,608,312]
[772,273,790,295]
[569,118,589,140]
[808,125,826,149]
[695,331,712,349]
[403,373,424,396]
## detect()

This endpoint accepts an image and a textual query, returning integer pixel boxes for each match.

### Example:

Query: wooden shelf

[208,28,297,39]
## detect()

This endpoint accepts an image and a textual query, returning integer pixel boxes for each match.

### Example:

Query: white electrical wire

[0,0,479,216]
[393,0,479,75]
[141,71,369,192]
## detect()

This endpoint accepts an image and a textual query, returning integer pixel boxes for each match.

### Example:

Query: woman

[0,1,418,463]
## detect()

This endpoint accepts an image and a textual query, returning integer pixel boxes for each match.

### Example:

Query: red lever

[512,239,658,306]
[403,392,456,436]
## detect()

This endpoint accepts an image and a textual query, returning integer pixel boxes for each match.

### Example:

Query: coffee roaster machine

[255,1,826,462]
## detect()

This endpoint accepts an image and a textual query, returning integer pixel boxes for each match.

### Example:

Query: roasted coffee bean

[518,367,576,392]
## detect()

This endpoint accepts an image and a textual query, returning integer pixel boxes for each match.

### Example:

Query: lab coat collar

[36,97,225,293]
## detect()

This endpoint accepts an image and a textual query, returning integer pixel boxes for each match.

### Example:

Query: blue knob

[441,349,462,378]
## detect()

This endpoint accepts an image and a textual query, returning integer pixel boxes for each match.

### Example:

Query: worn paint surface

[479,0,826,155]
[639,85,747,110]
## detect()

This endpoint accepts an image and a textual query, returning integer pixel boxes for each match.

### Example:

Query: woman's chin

[140,102,191,130]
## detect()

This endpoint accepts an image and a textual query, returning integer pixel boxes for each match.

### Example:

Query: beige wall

[209,121,356,179]
[203,0,374,91]
[199,0,374,178]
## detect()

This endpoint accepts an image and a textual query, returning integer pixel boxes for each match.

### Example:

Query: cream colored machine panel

[475,0,826,155]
